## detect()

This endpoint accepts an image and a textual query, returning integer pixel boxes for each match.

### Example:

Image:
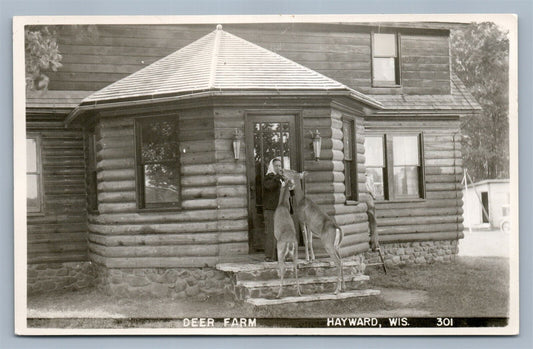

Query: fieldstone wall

[27,261,97,295]
[364,240,459,266]
[93,265,231,299]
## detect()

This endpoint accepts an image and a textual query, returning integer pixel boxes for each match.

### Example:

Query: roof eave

[66,88,383,126]
[373,107,482,117]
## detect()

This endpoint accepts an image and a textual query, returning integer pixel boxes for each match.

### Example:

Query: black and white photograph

[13,14,518,335]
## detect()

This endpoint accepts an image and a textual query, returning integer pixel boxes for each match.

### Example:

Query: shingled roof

[79,25,381,109]
[369,74,481,115]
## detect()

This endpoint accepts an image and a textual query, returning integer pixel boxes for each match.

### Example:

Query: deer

[282,169,346,294]
[273,177,301,298]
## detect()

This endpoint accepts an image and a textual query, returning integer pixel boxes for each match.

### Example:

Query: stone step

[245,289,381,306]
[235,275,369,299]
[217,260,363,281]
[237,274,368,288]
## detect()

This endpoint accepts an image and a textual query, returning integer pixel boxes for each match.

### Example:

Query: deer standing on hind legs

[282,169,346,294]
[273,178,301,298]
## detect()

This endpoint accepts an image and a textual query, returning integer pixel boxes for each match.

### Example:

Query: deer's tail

[334,227,343,248]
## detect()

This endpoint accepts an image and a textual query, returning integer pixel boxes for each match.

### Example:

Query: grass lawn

[367,256,509,317]
[27,256,509,328]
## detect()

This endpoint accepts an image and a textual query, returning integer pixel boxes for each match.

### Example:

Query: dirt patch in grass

[27,256,509,328]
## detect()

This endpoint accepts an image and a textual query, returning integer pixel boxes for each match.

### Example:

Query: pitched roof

[80,25,381,108]
[369,74,482,114]
[26,90,91,111]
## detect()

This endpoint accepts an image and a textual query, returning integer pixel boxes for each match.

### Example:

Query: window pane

[27,138,37,173]
[366,167,385,199]
[27,174,40,211]
[343,121,352,160]
[144,163,180,204]
[282,131,291,170]
[373,34,396,57]
[393,136,420,166]
[345,162,351,198]
[394,166,419,197]
[141,119,179,162]
[372,58,396,82]
[365,136,384,167]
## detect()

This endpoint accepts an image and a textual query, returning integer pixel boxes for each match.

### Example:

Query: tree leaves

[451,22,509,181]
[25,26,63,91]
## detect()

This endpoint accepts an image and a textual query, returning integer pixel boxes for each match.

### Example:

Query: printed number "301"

[436,318,454,326]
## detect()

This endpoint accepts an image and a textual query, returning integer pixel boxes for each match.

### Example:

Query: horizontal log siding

[214,108,249,256]
[89,107,242,268]
[400,35,450,95]
[365,118,463,244]
[48,24,450,95]
[302,107,369,258]
[27,114,88,264]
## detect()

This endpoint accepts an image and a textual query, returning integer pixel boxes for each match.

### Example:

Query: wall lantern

[232,129,242,160]
[311,129,322,161]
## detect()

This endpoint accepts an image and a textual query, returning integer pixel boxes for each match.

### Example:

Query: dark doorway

[481,191,489,223]
[245,115,298,252]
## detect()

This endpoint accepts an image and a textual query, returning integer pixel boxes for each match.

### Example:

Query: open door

[245,115,298,252]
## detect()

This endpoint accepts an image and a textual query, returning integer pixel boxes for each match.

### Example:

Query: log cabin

[25,22,481,299]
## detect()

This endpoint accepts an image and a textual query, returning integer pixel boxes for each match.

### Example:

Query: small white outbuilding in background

[462,179,510,231]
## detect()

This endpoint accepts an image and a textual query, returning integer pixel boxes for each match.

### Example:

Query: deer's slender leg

[301,224,310,262]
[308,226,315,261]
[276,243,287,298]
[334,247,345,291]
[292,242,301,296]
[324,242,343,294]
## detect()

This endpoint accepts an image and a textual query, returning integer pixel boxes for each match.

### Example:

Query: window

[27,135,43,213]
[85,131,98,212]
[365,133,424,200]
[372,33,400,86]
[343,118,357,201]
[364,135,386,199]
[135,117,181,209]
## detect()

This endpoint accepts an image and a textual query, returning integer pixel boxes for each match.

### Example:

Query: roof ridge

[208,27,222,89]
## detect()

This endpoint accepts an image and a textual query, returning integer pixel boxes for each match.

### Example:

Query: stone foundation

[27,261,97,295]
[93,264,231,299]
[365,240,459,266]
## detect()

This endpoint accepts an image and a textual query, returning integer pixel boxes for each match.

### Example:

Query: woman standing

[262,158,293,261]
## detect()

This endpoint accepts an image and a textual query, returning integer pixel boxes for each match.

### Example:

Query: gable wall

[47,23,450,95]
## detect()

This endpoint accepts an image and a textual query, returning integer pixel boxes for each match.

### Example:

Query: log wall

[48,24,450,95]
[302,107,370,258]
[88,105,250,268]
[365,117,464,244]
[26,114,88,264]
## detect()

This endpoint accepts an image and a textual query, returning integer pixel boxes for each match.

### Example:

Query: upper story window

[27,135,43,213]
[135,116,181,209]
[372,33,401,87]
[342,118,357,201]
[365,133,425,200]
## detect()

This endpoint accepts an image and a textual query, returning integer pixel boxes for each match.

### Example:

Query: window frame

[84,128,99,213]
[342,117,358,202]
[363,134,387,200]
[134,114,182,211]
[365,132,425,201]
[26,134,44,214]
[371,32,402,88]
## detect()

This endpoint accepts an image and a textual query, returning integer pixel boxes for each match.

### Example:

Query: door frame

[244,109,303,252]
